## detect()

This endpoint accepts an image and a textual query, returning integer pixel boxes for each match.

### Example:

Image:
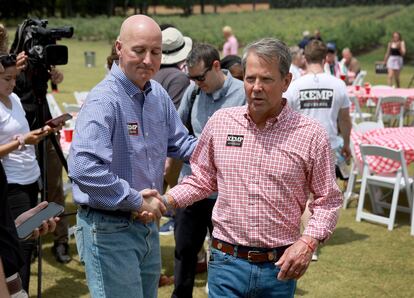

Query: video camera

[11,18,73,66]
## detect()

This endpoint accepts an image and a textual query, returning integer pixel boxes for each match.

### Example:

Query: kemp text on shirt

[226,134,244,147]
[299,88,334,109]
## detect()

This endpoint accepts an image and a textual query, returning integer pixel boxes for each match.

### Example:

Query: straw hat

[161,27,192,65]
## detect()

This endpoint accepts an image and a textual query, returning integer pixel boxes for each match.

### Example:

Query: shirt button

[145,132,149,137]
[152,182,155,187]
[148,157,151,161]
[217,243,222,250]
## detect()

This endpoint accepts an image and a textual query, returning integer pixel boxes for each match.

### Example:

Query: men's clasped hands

[134,188,167,224]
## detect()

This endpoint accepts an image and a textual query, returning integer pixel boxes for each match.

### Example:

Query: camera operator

[10,27,71,264]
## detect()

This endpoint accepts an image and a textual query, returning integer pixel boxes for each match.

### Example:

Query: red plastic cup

[355,85,361,91]
[365,87,371,95]
[64,128,74,142]
[340,74,346,81]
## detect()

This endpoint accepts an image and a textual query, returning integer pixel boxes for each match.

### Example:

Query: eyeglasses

[0,54,17,67]
[187,64,213,82]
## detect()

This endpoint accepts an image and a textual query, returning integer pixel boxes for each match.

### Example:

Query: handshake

[134,188,174,223]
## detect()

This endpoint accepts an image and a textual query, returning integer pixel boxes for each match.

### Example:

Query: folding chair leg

[411,205,414,236]
[343,169,356,209]
[356,171,368,222]
[387,179,401,231]
[411,185,414,236]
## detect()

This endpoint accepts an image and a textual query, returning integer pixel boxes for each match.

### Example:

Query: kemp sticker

[299,88,334,109]
[128,122,139,135]
[226,135,244,147]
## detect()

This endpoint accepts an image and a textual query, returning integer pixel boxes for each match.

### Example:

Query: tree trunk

[200,0,205,14]
[107,0,114,16]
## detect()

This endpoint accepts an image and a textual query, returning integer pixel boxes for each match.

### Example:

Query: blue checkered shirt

[68,63,197,211]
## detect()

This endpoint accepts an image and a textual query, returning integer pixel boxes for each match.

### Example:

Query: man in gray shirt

[173,43,245,298]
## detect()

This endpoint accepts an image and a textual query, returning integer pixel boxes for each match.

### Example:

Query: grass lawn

[27,39,414,297]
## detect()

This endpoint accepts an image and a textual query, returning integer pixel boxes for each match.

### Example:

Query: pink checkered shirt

[169,103,342,248]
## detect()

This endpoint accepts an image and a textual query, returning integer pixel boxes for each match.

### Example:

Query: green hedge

[45,5,413,60]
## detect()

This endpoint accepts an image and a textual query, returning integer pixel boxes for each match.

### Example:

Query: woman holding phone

[0,52,56,293]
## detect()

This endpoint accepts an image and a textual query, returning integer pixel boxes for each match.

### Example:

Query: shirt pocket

[146,119,168,158]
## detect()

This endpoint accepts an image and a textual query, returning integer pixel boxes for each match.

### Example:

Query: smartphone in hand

[16,202,64,240]
[45,113,73,128]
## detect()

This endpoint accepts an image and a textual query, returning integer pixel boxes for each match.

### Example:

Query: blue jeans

[208,248,296,298]
[75,208,161,298]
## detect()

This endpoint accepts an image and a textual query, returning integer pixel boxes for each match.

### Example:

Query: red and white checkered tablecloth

[347,87,414,115]
[351,127,414,173]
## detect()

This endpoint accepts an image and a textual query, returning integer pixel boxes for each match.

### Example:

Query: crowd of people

[0,14,408,298]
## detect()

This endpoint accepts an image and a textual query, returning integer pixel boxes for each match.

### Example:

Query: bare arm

[0,259,10,298]
[0,127,52,158]
[400,41,406,56]
[338,107,352,160]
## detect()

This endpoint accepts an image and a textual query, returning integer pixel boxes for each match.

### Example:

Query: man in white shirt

[285,40,351,158]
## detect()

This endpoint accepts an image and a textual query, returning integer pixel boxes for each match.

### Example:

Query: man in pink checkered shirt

[164,38,342,297]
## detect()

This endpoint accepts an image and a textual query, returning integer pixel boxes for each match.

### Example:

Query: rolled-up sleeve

[304,131,343,242]
[68,95,141,211]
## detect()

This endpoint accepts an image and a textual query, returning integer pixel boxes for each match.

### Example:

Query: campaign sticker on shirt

[299,88,334,109]
[226,135,244,147]
[127,122,139,135]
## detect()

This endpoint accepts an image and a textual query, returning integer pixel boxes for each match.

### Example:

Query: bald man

[68,15,197,298]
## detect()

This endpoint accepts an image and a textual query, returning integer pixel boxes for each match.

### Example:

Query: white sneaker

[205,282,209,294]
[312,251,318,261]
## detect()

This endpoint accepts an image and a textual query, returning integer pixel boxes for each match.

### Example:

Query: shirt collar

[211,69,232,101]
[110,63,153,98]
[244,98,290,128]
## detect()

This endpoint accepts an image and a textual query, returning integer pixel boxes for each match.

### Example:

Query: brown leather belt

[6,273,23,295]
[212,238,290,263]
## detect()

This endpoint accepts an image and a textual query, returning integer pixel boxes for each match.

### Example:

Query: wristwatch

[13,134,26,151]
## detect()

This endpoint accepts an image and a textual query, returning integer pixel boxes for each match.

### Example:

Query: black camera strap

[186,85,200,136]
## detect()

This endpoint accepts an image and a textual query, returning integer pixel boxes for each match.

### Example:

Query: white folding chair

[352,120,384,134]
[46,93,63,118]
[352,70,367,86]
[403,100,414,126]
[73,91,89,106]
[343,121,384,209]
[349,96,372,123]
[375,96,406,127]
[356,144,413,230]
[365,85,394,111]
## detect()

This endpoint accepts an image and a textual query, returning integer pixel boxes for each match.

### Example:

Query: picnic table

[351,127,414,173]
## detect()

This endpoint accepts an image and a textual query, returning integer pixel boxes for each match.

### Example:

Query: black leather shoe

[52,243,72,264]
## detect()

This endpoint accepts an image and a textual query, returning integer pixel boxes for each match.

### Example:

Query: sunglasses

[187,64,213,82]
[0,54,17,68]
